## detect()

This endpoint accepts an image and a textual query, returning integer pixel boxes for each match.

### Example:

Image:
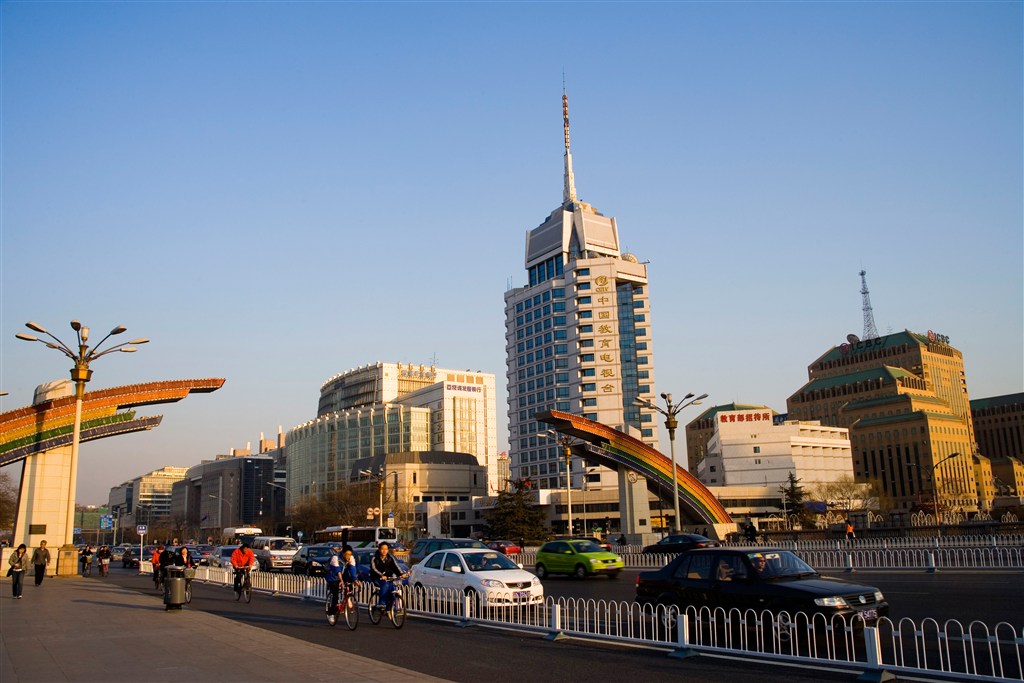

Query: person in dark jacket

[172,546,194,568]
[31,541,50,586]
[369,542,405,612]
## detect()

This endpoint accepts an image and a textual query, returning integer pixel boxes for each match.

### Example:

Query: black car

[409,538,488,565]
[291,544,335,576]
[635,548,889,624]
[641,533,720,554]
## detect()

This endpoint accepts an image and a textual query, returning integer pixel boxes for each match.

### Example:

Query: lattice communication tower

[860,269,880,340]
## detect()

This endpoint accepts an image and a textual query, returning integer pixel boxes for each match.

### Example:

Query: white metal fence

[169,566,1023,682]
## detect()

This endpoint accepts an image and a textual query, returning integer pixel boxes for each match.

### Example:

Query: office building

[685,403,774,477]
[698,407,853,489]
[108,466,188,531]
[504,92,660,490]
[288,362,499,500]
[971,393,1024,460]
[787,329,978,511]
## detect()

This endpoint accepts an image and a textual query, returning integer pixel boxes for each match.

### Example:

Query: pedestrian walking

[31,540,51,586]
[845,520,856,542]
[8,543,30,598]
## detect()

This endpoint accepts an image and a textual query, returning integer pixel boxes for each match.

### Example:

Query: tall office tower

[504,92,660,490]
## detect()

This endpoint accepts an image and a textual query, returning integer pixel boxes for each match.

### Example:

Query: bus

[313,526,399,549]
[222,527,263,546]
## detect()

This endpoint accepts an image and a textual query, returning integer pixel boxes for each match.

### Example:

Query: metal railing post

[545,602,567,641]
[844,552,855,573]
[926,550,937,573]
[855,626,895,682]
[669,609,698,659]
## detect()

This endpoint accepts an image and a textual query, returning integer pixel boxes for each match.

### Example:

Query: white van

[253,536,299,572]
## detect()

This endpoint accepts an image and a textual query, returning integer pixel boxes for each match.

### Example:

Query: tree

[0,469,18,531]
[484,479,547,543]
[812,475,879,515]
[779,472,816,528]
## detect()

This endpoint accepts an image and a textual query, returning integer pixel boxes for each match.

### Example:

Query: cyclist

[151,545,165,588]
[230,542,256,593]
[79,545,94,576]
[96,545,112,576]
[369,542,406,613]
[325,545,358,625]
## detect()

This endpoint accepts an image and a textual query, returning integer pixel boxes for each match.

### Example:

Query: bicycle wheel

[390,594,406,629]
[343,594,359,630]
[368,590,383,625]
[234,577,242,601]
[185,581,192,604]
[243,578,252,603]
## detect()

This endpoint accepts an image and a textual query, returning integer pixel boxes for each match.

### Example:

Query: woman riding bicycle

[325,545,358,625]
[96,545,112,576]
[369,542,405,612]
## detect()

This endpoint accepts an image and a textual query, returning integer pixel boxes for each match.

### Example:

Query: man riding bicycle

[230,542,256,592]
[369,542,405,612]
[325,545,358,625]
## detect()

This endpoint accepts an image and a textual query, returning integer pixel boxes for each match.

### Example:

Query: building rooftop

[793,365,917,396]
[813,329,955,365]
[688,403,772,427]
[970,393,1024,412]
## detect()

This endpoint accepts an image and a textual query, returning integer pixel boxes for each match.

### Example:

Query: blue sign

[73,527,81,534]
[99,515,113,530]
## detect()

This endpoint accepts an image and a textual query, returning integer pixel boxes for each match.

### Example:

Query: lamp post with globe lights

[634,392,707,533]
[16,321,148,559]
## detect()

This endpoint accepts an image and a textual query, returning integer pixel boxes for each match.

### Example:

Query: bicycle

[184,567,196,604]
[81,558,92,577]
[98,557,110,577]
[368,576,406,629]
[325,581,359,630]
[234,567,252,603]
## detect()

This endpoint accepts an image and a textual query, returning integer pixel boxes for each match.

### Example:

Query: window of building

[579,296,592,305]
[577,268,590,276]
[582,383,596,391]
[580,353,595,362]
[582,368,596,377]
[753,446,761,453]
[579,310,593,319]
[582,398,597,407]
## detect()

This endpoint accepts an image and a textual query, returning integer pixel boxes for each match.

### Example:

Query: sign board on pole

[99,515,113,530]
[73,527,81,535]
[296,531,303,540]
[137,524,148,535]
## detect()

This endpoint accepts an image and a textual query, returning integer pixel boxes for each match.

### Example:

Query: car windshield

[570,541,602,553]
[310,547,334,559]
[268,539,297,551]
[462,552,519,572]
[747,551,817,578]
[194,545,214,552]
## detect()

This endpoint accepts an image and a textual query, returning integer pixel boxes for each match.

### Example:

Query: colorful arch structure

[537,409,732,526]
[0,378,225,558]
[0,379,226,467]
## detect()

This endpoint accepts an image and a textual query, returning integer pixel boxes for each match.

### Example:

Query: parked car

[209,545,260,572]
[353,548,410,582]
[634,548,889,625]
[641,534,720,555]
[556,535,612,552]
[535,539,624,579]
[292,544,335,576]
[409,548,543,606]
[409,538,488,565]
[485,540,522,556]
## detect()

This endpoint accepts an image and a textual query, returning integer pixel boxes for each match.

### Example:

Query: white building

[288,363,499,500]
[699,408,853,489]
[504,91,660,491]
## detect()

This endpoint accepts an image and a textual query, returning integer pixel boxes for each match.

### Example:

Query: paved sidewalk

[0,577,450,682]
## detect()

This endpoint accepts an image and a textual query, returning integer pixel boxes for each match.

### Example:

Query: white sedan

[409,548,544,606]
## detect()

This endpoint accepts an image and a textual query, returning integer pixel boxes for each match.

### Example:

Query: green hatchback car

[535,539,624,579]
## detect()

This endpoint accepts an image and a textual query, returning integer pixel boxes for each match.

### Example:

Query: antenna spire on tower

[860,269,880,340]
[562,79,578,206]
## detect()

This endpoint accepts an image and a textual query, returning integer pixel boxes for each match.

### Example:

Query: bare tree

[0,470,18,530]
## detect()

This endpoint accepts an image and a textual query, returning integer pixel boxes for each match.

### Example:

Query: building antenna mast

[562,74,578,206]
[860,269,880,340]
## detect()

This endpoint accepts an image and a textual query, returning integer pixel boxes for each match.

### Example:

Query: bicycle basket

[183,568,196,579]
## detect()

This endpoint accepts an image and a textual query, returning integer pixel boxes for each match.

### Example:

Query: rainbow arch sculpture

[537,409,732,526]
[0,379,225,468]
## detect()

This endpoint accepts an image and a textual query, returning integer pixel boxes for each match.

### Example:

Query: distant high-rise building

[504,91,659,490]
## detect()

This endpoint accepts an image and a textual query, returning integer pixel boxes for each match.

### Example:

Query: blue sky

[2,1,1021,505]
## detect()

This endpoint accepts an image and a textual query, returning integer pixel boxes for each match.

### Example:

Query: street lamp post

[208,494,234,529]
[634,392,708,534]
[360,467,400,527]
[541,431,577,535]
[16,321,148,558]
[929,452,961,534]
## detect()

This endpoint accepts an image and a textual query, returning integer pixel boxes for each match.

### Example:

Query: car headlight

[814,596,850,608]
[480,579,505,588]
[532,577,541,586]
[589,558,600,564]
[874,591,884,602]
